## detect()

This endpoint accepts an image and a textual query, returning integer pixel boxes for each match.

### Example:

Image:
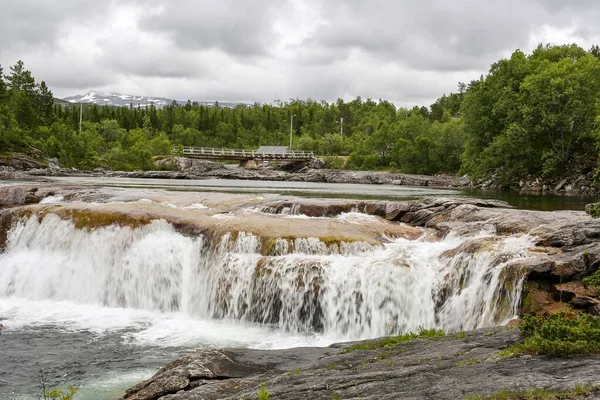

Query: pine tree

[0,64,7,102]
[36,81,54,125]
[6,60,36,94]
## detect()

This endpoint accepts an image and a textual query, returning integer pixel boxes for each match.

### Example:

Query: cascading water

[0,212,533,342]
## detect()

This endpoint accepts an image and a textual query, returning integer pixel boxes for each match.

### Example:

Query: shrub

[583,270,600,288]
[505,312,600,356]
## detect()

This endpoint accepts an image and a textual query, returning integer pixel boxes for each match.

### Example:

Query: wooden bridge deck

[180,147,315,161]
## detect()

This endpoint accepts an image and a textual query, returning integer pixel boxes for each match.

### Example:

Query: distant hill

[61,91,248,109]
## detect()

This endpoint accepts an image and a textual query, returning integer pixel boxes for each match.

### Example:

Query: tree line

[1,43,599,184]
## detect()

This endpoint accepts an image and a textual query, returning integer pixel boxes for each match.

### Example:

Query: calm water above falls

[26,175,599,211]
[0,176,591,399]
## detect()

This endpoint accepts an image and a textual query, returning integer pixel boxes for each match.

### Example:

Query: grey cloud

[0,0,111,52]
[3,0,600,105]
[96,38,205,79]
[300,0,600,73]
[138,0,285,57]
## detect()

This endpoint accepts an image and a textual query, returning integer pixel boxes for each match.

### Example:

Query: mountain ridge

[61,91,248,108]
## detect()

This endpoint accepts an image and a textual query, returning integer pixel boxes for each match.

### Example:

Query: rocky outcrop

[475,172,598,195]
[123,328,600,400]
[0,152,48,170]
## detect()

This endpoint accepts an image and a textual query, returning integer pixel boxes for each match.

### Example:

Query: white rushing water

[0,214,533,347]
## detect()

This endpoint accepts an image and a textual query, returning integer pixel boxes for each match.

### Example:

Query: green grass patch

[500,312,600,357]
[256,383,271,400]
[286,369,301,376]
[466,384,596,399]
[341,328,445,353]
[456,357,479,367]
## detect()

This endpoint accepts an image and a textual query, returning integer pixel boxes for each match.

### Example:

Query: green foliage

[503,312,600,357]
[582,269,600,287]
[342,328,445,353]
[43,386,79,400]
[586,202,600,218]
[462,44,600,183]
[256,383,271,400]
[38,370,79,400]
[466,384,595,399]
[324,155,345,169]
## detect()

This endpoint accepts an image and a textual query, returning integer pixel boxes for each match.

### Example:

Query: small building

[256,146,289,155]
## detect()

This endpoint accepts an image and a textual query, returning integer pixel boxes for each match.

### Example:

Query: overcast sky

[1,0,599,107]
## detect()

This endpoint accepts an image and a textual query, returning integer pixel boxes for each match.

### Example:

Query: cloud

[138,0,285,57]
[1,0,600,106]
[0,0,111,52]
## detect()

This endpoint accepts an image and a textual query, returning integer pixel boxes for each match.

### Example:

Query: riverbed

[0,177,596,399]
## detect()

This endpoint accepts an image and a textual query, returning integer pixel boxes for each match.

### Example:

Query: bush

[324,155,345,169]
[586,202,600,218]
[507,312,600,356]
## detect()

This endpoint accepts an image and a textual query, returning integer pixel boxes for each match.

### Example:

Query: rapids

[1,213,532,340]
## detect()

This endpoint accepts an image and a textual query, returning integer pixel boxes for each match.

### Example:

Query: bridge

[179,146,314,167]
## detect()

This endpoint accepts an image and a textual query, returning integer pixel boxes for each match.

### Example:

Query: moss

[52,208,153,230]
[341,329,445,353]
[455,357,479,367]
[261,237,279,256]
[466,385,596,399]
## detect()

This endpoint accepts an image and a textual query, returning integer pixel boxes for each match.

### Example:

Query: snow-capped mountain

[61,91,246,108]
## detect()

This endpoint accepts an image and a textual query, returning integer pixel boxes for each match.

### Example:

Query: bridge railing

[179,146,314,159]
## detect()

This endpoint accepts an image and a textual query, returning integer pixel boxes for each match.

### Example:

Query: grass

[454,331,467,339]
[465,385,596,399]
[498,312,600,357]
[341,328,445,353]
[256,383,271,400]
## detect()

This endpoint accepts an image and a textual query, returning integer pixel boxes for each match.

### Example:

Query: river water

[0,177,594,399]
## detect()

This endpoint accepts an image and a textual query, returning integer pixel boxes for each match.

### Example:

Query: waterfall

[0,213,533,340]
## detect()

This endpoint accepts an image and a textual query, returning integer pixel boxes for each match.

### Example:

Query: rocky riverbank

[0,152,470,188]
[122,327,600,400]
[3,152,599,195]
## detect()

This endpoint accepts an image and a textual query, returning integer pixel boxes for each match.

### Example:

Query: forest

[1,44,600,185]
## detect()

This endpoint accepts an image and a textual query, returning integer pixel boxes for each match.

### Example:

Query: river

[0,177,595,399]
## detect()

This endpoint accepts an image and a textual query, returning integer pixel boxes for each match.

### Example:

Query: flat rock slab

[124,328,600,400]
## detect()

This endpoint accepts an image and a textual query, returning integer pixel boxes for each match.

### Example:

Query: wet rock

[504,257,556,279]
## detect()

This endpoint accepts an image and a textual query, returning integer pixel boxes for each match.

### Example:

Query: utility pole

[337,117,344,138]
[290,114,295,151]
[79,102,83,133]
